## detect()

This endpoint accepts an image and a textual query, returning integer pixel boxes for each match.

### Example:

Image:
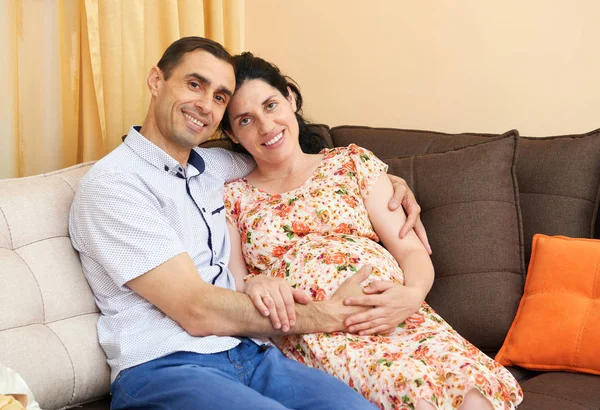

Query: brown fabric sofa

[326,125,600,410]
[1,125,599,409]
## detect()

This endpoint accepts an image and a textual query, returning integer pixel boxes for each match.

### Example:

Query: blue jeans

[110,338,376,409]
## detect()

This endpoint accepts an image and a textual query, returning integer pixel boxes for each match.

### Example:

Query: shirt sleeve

[69,171,186,287]
[225,151,256,182]
[347,144,389,200]
[223,180,243,226]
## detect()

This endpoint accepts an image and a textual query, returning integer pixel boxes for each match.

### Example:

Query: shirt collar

[124,126,205,178]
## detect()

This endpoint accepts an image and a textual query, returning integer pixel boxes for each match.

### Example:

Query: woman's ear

[225,130,240,144]
[147,67,162,96]
[286,87,298,112]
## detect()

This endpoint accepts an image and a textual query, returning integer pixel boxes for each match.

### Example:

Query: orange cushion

[495,234,600,374]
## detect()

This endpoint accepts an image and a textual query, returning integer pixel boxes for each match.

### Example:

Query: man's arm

[387,174,431,254]
[126,252,371,338]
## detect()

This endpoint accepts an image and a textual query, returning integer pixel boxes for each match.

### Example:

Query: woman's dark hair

[157,36,233,80]
[220,52,327,154]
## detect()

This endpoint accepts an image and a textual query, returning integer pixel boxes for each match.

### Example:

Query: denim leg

[110,351,292,410]
[249,345,378,410]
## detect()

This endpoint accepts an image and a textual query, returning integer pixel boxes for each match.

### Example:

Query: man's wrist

[298,300,340,334]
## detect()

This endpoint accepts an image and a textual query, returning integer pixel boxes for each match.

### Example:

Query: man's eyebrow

[185,73,233,97]
[232,95,277,120]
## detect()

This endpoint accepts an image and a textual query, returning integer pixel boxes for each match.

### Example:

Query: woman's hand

[386,174,432,255]
[244,275,311,332]
[343,281,425,335]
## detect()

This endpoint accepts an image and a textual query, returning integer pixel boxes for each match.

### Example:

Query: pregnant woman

[222,52,522,410]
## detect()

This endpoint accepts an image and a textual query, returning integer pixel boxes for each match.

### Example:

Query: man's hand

[314,265,373,333]
[387,174,432,255]
[244,275,310,332]
[343,281,424,335]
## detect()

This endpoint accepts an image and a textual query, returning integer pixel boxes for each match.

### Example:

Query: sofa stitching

[0,312,100,332]
[0,207,14,250]
[511,135,526,279]
[13,235,70,251]
[522,391,593,410]
[421,199,519,214]
[422,138,437,155]
[436,270,521,278]
[45,325,77,406]
[520,191,596,203]
[13,250,46,323]
[57,175,76,194]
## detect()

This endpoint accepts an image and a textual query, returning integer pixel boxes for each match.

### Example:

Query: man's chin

[176,131,211,148]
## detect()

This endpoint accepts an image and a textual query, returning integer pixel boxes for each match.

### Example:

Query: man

[70,37,428,409]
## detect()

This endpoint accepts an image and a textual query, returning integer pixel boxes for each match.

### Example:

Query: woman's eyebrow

[233,95,278,120]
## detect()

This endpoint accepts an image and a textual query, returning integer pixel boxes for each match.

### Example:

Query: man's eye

[190,82,200,89]
[215,95,224,103]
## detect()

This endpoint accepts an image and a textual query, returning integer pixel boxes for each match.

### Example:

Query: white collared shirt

[69,126,255,382]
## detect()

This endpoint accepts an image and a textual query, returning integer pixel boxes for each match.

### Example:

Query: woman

[221,52,522,410]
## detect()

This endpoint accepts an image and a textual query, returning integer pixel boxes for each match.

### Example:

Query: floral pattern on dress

[224,144,523,409]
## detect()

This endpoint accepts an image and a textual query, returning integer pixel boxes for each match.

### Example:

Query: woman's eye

[266,102,277,110]
[239,118,251,126]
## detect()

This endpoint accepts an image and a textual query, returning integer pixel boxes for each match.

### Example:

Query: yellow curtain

[0,0,244,179]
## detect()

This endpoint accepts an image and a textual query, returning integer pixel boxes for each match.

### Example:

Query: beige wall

[245,1,600,136]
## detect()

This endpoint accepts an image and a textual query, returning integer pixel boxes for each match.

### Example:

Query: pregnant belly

[265,234,404,300]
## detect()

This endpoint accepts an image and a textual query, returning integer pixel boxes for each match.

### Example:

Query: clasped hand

[343,281,424,335]
[245,266,374,333]
[244,275,310,332]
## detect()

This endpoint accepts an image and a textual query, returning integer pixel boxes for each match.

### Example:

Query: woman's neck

[249,150,323,194]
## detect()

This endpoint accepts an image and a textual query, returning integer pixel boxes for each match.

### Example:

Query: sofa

[1,125,599,409]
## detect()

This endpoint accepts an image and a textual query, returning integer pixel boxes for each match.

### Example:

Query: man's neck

[139,119,191,167]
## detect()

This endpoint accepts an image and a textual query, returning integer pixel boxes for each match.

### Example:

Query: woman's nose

[257,115,273,135]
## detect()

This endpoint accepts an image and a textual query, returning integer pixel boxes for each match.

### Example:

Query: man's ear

[147,66,162,96]
[225,130,240,144]
[286,87,298,112]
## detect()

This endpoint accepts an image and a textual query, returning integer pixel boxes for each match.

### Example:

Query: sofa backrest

[329,126,600,264]
[0,163,110,410]
[329,125,600,354]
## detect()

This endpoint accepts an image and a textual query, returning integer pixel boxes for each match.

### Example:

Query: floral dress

[224,144,523,410]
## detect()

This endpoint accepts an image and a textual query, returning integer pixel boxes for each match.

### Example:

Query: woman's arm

[226,219,249,292]
[226,219,311,332]
[343,173,434,335]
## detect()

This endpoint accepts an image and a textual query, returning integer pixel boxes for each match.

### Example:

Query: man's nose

[194,93,213,114]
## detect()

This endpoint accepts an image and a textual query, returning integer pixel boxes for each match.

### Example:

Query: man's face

[153,50,235,149]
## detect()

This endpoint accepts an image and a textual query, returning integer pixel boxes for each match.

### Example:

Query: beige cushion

[0,163,109,410]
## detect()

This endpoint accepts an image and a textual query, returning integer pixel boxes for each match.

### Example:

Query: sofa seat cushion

[382,132,524,353]
[518,372,600,410]
[75,397,111,409]
[506,366,540,384]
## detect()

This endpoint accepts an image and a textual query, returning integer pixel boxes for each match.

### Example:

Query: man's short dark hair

[157,36,233,80]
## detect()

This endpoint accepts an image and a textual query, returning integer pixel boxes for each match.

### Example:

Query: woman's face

[225,79,300,165]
